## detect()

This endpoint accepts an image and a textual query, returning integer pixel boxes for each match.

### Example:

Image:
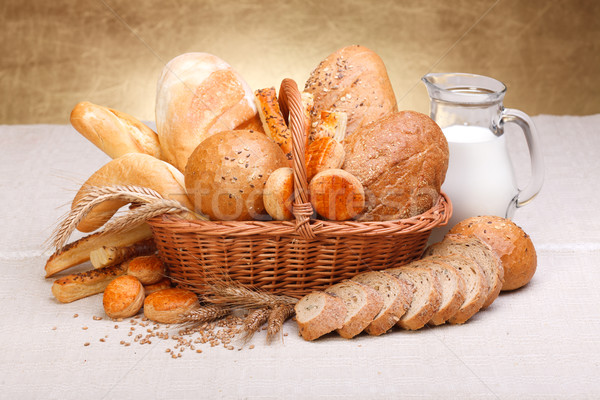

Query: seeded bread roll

[103,275,145,319]
[294,291,347,341]
[155,52,257,172]
[342,111,449,221]
[385,266,442,330]
[304,45,397,136]
[143,288,199,324]
[406,257,467,325]
[325,280,383,339]
[351,271,413,336]
[424,234,502,308]
[449,215,536,291]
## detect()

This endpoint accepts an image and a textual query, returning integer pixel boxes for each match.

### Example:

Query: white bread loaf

[294,291,347,341]
[155,53,257,172]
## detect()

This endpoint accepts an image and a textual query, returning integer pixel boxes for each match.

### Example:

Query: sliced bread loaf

[325,280,384,339]
[384,266,441,330]
[294,291,347,341]
[351,271,413,336]
[424,234,503,308]
[406,257,467,326]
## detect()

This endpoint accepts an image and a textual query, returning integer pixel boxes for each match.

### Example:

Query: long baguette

[44,223,152,277]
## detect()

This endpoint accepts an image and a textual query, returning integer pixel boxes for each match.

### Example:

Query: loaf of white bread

[294,232,512,341]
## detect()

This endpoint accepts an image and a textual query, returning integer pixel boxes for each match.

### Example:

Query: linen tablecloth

[1,114,599,399]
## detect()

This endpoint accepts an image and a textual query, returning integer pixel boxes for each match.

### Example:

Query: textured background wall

[1,0,599,124]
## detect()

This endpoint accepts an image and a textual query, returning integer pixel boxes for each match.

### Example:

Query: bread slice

[424,234,503,308]
[325,280,384,338]
[430,254,487,324]
[351,271,413,336]
[406,257,467,326]
[384,266,441,330]
[294,291,347,341]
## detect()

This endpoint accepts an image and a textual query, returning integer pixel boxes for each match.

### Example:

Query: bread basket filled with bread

[47,45,451,301]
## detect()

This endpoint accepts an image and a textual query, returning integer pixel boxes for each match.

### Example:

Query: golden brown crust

[263,167,294,221]
[71,153,193,232]
[143,288,199,324]
[310,110,348,143]
[294,291,347,341]
[70,101,162,159]
[342,110,449,221]
[155,53,257,172]
[126,255,166,285]
[102,275,145,319]
[449,216,536,291]
[184,130,288,221]
[51,263,127,303]
[304,45,397,136]
[305,137,345,182]
[44,223,153,277]
[90,238,156,269]
[143,277,172,296]
[255,87,292,161]
[308,169,365,221]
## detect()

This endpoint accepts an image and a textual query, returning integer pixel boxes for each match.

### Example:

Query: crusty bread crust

[294,292,347,341]
[305,137,345,182]
[385,266,442,330]
[308,169,365,221]
[126,255,166,285]
[352,271,413,336]
[103,275,145,319]
[449,215,535,291]
[51,262,127,303]
[143,288,199,324]
[263,167,294,221]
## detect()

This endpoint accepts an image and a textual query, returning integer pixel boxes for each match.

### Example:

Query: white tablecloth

[1,115,599,399]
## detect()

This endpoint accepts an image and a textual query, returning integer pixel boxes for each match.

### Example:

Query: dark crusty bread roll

[304,45,397,136]
[449,215,537,291]
[342,111,449,221]
[185,129,288,221]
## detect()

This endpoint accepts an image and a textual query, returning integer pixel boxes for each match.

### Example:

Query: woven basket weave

[148,79,451,298]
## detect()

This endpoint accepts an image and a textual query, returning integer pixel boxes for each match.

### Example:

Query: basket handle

[278,79,315,239]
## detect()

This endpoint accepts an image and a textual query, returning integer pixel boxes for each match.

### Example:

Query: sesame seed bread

[384,266,442,330]
[294,291,347,341]
[351,271,413,336]
[424,234,503,309]
[325,280,384,338]
[406,257,467,326]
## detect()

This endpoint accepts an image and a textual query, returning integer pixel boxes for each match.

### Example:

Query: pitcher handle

[500,108,544,207]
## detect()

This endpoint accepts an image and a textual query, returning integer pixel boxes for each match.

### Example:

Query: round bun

[156,52,257,172]
[103,275,145,319]
[263,167,294,221]
[72,153,193,232]
[304,45,397,136]
[309,169,365,221]
[143,277,172,296]
[449,215,537,291]
[342,110,449,221]
[126,255,166,285]
[143,288,198,324]
[185,130,288,220]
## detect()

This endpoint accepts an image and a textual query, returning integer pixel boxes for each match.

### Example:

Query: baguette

[70,101,162,159]
[90,238,156,269]
[51,262,127,303]
[294,291,347,341]
[44,223,153,277]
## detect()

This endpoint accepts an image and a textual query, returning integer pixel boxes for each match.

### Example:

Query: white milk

[432,125,518,241]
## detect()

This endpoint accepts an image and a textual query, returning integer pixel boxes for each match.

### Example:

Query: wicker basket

[148,79,451,298]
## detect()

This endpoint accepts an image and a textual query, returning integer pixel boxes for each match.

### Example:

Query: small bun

[103,275,144,319]
[126,255,166,285]
[143,288,199,324]
[449,216,537,291]
[143,277,172,296]
[263,167,294,221]
[309,169,365,221]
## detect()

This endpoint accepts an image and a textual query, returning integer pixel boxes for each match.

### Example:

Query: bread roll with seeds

[144,288,199,324]
[294,291,347,341]
[103,275,145,319]
[304,45,397,136]
[255,87,292,162]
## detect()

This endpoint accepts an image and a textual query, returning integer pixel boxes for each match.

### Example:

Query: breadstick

[45,223,153,278]
[90,238,156,269]
[51,263,127,303]
[255,87,292,162]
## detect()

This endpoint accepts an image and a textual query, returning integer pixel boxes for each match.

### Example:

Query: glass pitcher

[422,72,544,234]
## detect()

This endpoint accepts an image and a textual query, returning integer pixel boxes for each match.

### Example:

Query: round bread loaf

[103,275,145,319]
[449,215,537,291]
[342,110,449,221]
[143,288,198,324]
[155,52,257,172]
[309,169,365,221]
[185,130,288,220]
[304,45,397,136]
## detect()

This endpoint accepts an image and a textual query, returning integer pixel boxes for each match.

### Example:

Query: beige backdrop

[1,0,599,124]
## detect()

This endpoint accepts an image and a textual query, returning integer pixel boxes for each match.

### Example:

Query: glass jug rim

[422,72,507,105]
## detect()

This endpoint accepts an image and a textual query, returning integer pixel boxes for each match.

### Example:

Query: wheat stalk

[240,307,271,344]
[178,304,231,330]
[205,282,297,309]
[266,303,295,343]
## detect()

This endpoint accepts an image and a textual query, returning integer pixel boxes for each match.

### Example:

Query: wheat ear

[177,304,231,330]
[266,303,295,343]
[205,282,297,309]
[240,307,271,344]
